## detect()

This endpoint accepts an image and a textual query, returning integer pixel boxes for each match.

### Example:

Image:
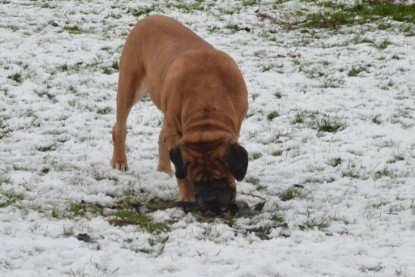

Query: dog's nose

[198,191,219,210]
[196,191,225,211]
[202,192,218,203]
[195,179,235,212]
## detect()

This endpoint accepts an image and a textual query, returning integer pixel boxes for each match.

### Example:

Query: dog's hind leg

[111,50,146,171]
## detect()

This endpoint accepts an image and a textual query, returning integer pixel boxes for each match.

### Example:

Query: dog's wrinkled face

[187,158,235,212]
[169,141,248,211]
[194,178,235,212]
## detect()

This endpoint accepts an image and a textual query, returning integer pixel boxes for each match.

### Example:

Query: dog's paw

[157,164,174,177]
[178,195,196,202]
[111,159,128,171]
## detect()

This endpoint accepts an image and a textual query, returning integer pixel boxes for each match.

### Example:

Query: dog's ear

[169,146,187,179]
[224,143,248,181]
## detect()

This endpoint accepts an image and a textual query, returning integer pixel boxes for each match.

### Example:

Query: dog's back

[119,15,215,109]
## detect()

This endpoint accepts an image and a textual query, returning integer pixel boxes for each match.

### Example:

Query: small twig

[239,191,267,201]
[255,10,297,29]
[256,11,279,23]
[109,219,141,226]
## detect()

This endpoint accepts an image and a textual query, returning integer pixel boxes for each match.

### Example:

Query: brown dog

[111,15,248,211]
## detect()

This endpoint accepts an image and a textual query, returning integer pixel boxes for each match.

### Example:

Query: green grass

[7,72,22,83]
[13,164,25,171]
[68,201,102,218]
[387,154,405,164]
[0,127,13,140]
[138,236,169,256]
[129,5,157,17]
[207,26,220,33]
[359,264,384,273]
[321,77,344,89]
[68,85,77,94]
[305,12,353,28]
[35,89,55,101]
[0,176,12,186]
[57,63,82,74]
[146,198,176,211]
[304,1,415,29]
[348,66,369,77]
[342,169,362,179]
[170,0,206,12]
[36,144,56,152]
[96,107,112,115]
[101,61,119,75]
[316,117,346,133]
[63,226,75,237]
[267,111,279,121]
[225,24,241,33]
[377,39,391,50]
[300,219,329,231]
[69,202,88,217]
[245,176,259,185]
[0,192,24,208]
[391,54,400,60]
[110,210,170,233]
[63,25,84,35]
[270,213,285,224]
[102,66,112,75]
[280,188,304,201]
[41,2,55,9]
[245,177,266,191]
[293,112,305,124]
[58,64,69,72]
[111,60,119,71]
[372,114,382,125]
[373,167,393,180]
[272,150,283,157]
[355,1,415,23]
[261,65,274,72]
[243,0,259,6]
[51,208,60,219]
[252,152,262,160]
[328,157,342,167]
[274,91,283,99]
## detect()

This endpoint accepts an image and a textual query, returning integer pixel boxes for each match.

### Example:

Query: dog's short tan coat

[111,15,248,205]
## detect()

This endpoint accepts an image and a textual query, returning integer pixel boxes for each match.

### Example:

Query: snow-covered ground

[1,0,415,276]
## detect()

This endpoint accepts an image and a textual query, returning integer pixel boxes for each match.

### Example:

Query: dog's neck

[181,104,237,136]
[182,129,232,146]
[181,136,230,161]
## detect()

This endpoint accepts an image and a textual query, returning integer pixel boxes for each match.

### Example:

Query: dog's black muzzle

[194,178,235,212]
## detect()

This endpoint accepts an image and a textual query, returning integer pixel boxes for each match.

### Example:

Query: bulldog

[111,15,249,211]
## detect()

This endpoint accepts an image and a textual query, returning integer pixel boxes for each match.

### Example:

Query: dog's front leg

[157,125,174,176]
[163,120,195,201]
[177,178,195,202]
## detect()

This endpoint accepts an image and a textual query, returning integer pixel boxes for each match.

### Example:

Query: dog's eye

[219,157,224,163]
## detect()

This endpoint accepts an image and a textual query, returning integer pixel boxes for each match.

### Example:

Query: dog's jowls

[111,15,249,211]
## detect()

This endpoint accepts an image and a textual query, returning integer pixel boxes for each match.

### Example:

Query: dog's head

[169,140,248,211]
